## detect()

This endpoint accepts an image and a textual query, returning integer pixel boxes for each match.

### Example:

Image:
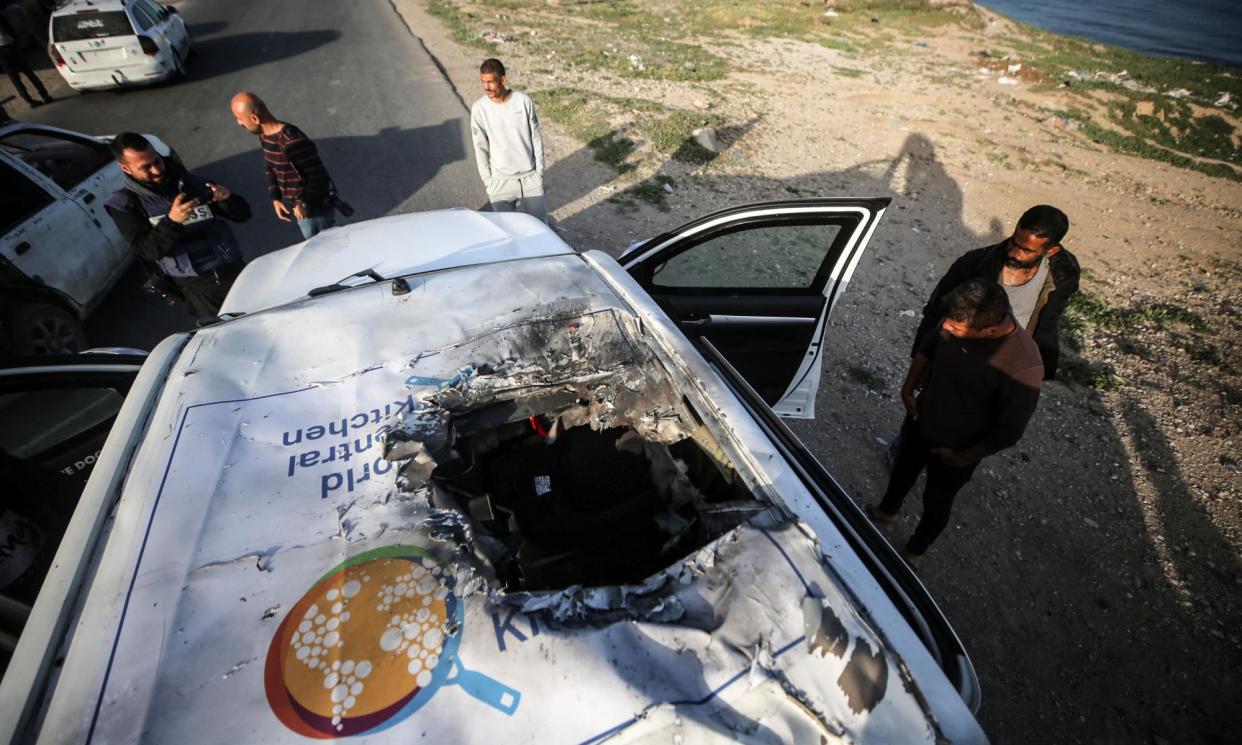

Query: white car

[0,204,988,743]
[0,122,170,355]
[47,0,190,91]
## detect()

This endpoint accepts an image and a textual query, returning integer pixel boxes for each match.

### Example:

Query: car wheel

[9,303,88,356]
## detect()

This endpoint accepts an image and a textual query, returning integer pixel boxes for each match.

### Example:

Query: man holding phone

[105,132,251,318]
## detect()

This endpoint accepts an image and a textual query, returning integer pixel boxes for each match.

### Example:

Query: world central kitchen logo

[265,546,522,737]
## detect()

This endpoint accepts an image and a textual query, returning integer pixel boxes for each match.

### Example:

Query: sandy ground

[410,2,1242,742]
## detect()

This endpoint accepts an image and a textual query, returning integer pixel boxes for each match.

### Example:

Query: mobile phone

[178,176,213,203]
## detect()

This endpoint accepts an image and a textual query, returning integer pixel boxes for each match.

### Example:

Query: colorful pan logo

[265,545,521,737]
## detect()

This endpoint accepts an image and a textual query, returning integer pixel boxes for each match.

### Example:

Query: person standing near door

[104,132,250,318]
[867,278,1044,567]
[229,91,338,240]
[887,205,1079,465]
[0,13,52,108]
[470,58,547,224]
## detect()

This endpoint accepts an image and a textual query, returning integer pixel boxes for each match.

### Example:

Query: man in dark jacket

[869,279,1045,567]
[0,13,52,108]
[912,205,1080,380]
[104,132,250,318]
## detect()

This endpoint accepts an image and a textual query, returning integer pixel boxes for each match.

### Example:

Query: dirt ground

[399,2,1241,742]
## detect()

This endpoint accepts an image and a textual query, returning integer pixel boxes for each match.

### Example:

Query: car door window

[0,384,125,610]
[50,11,136,41]
[652,222,845,291]
[130,3,156,32]
[138,0,168,21]
[0,161,54,234]
[0,132,111,192]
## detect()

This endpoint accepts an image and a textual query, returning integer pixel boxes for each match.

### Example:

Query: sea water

[976,0,1242,70]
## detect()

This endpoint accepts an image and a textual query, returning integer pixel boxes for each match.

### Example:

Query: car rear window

[52,11,135,42]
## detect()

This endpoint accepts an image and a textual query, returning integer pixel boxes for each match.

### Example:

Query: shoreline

[974,0,1242,71]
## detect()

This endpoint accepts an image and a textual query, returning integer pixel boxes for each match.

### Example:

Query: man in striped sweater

[230,92,337,240]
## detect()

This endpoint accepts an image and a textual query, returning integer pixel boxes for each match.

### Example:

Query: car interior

[0,132,110,192]
[0,377,128,676]
[429,404,769,592]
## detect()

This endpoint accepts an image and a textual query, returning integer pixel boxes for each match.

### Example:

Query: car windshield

[52,11,135,42]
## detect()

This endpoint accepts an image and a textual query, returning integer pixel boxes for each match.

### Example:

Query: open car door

[622,198,888,418]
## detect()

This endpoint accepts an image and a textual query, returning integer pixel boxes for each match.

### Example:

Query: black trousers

[879,416,980,555]
[173,263,244,319]
[0,48,49,104]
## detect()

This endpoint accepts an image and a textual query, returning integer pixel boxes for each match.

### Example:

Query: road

[18,0,483,350]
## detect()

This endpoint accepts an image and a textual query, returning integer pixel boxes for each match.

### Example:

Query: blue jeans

[297,211,336,240]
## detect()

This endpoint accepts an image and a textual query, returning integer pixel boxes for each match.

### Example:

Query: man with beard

[469,58,547,224]
[911,205,1080,379]
[885,206,1078,465]
[105,133,250,318]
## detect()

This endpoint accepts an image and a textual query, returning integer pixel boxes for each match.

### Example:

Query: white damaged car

[0,201,987,743]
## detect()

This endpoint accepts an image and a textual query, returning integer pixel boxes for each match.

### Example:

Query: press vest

[106,176,242,278]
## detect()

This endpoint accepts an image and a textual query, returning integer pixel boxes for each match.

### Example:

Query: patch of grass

[640,110,724,163]
[833,66,868,78]
[1066,291,1209,336]
[426,0,493,49]
[531,87,637,172]
[579,39,728,82]
[1105,97,1239,165]
[534,87,727,171]
[998,26,1242,106]
[1042,158,1090,177]
[614,174,675,212]
[1059,110,1242,182]
[847,365,886,392]
[1059,356,1122,391]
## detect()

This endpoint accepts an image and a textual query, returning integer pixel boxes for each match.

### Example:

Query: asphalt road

[17,0,483,350]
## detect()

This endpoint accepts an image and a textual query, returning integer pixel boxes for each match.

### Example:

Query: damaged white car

[0,201,987,743]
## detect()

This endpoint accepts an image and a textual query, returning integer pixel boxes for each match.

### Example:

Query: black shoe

[865,503,897,525]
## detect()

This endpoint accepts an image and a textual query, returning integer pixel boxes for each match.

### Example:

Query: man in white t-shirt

[469,58,547,224]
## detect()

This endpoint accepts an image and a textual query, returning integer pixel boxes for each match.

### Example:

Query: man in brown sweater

[867,278,1044,566]
[230,92,336,240]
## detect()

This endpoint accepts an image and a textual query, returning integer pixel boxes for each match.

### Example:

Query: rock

[692,126,722,153]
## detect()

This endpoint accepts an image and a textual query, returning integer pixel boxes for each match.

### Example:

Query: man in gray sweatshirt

[469,58,547,224]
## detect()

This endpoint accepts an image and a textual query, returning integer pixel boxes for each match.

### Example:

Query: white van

[0,204,990,744]
[47,0,191,91]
